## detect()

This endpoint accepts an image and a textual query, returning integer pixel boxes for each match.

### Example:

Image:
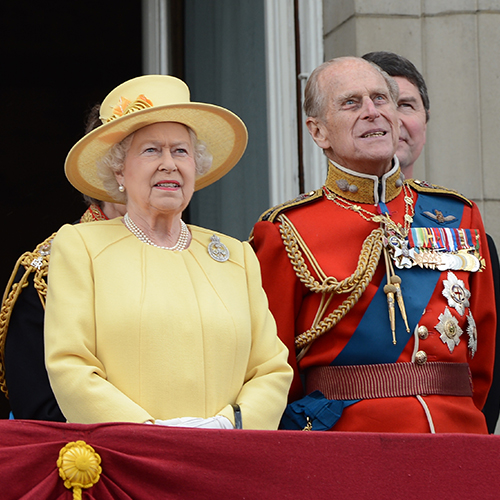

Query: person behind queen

[44,75,293,429]
[0,104,126,422]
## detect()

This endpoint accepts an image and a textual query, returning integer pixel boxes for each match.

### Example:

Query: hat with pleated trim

[65,75,248,203]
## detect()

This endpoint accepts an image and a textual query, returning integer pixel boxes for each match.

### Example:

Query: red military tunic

[251,160,496,433]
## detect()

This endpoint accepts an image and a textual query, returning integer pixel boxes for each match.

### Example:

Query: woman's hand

[153,416,233,429]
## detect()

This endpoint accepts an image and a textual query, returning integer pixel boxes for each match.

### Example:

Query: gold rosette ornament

[57,440,102,500]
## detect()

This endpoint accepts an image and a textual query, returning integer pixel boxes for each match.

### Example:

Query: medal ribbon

[408,227,479,253]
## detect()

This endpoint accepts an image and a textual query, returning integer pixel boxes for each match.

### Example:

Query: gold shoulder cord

[278,214,383,360]
[0,234,56,397]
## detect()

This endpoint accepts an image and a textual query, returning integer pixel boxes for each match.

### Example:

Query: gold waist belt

[306,362,473,399]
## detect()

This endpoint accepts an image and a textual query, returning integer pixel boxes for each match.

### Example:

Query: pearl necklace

[123,213,190,251]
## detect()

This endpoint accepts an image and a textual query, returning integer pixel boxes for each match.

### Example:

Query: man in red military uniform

[251,56,496,433]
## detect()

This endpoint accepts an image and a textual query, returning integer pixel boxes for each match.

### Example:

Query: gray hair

[97,127,213,203]
[303,56,399,119]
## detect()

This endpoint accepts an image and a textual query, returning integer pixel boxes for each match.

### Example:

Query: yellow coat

[44,219,292,429]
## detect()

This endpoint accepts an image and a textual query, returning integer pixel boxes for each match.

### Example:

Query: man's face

[308,59,399,176]
[394,76,427,175]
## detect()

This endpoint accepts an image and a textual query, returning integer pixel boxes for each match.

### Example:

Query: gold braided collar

[324,158,404,205]
[79,204,109,223]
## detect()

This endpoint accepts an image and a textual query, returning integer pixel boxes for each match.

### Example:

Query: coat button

[415,350,428,365]
[417,325,429,339]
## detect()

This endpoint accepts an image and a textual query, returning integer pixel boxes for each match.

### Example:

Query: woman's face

[116,122,196,218]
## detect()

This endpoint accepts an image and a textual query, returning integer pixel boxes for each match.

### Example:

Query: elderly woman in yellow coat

[44,75,292,429]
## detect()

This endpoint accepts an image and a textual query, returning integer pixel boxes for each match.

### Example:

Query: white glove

[154,416,233,429]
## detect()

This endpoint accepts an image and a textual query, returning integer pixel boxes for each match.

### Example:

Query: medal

[389,227,483,272]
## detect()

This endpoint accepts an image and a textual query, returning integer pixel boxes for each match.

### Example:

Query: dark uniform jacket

[0,204,108,420]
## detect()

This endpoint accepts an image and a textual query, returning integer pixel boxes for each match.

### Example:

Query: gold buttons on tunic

[417,325,429,340]
[415,350,428,365]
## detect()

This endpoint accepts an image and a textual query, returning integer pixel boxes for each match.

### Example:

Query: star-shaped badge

[442,271,470,316]
[435,307,463,353]
[466,311,477,358]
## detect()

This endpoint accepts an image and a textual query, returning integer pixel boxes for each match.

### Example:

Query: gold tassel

[383,283,398,344]
[389,275,410,333]
[383,246,411,343]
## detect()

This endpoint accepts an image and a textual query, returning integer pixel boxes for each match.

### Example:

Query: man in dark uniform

[0,102,128,421]
[0,199,125,420]
[251,56,496,433]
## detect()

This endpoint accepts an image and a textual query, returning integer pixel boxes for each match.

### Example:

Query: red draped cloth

[0,419,499,499]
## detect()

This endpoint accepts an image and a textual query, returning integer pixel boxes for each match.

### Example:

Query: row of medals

[384,226,483,273]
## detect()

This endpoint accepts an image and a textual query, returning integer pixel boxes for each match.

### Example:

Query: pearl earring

[118,184,125,193]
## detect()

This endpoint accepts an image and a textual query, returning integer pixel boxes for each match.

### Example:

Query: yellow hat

[65,75,248,202]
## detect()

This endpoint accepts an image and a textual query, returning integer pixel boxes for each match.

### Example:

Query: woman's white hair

[97,127,213,203]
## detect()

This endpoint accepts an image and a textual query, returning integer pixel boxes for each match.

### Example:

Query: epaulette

[407,179,473,207]
[257,189,323,224]
[0,233,56,397]
[80,204,108,223]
